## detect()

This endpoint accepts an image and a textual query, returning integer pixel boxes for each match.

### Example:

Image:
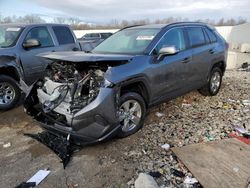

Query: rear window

[205,28,217,43]
[187,27,206,47]
[52,26,75,45]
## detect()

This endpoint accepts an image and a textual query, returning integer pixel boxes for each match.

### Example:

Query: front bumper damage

[24,85,121,145]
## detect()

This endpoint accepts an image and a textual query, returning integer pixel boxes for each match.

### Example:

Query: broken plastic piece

[15,182,36,188]
[148,171,162,178]
[24,132,80,168]
[170,168,185,178]
[27,170,50,186]
[3,142,11,148]
[184,176,198,184]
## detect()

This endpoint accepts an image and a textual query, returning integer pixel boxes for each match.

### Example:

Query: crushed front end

[24,60,121,144]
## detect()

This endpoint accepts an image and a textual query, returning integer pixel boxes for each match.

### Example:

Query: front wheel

[0,75,21,110]
[117,92,146,138]
[198,67,222,96]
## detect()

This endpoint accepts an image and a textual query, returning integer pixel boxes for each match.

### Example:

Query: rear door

[185,26,212,86]
[149,27,192,101]
[51,26,80,51]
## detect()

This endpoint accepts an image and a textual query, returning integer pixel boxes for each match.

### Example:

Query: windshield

[0,26,23,48]
[92,28,160,54]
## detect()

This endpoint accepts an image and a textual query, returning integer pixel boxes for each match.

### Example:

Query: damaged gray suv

[24,22,227,144]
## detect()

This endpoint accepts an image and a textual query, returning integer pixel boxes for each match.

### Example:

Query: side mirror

[23,39,41,49]
[157,46,179,60]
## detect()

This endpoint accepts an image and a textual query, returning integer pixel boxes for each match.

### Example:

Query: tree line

[0,13,247,29]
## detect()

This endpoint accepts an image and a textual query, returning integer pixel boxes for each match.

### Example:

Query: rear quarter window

[205,28,217,43]
[187,27,206,47]
[52,26,75,45]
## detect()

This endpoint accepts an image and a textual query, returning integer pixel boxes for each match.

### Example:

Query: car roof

[0,23,70,28]
[125,22,208,30]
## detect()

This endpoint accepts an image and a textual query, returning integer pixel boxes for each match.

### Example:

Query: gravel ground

[0,70,249,188]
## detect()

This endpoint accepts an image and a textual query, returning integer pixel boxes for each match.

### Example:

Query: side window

[203,28,210,44]
[205,28,217,43]
[187,27,206,47]
[154,28,186,54]
[90,33,100,38]
[52,26,75,45]
[25,27,53,48]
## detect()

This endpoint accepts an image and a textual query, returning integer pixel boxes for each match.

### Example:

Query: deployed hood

[39,51,134,63]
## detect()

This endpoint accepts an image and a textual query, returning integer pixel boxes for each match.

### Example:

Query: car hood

[0,47,16,57]
[39,51,134,63]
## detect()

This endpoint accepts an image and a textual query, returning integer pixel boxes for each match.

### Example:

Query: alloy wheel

[119,100,142,132]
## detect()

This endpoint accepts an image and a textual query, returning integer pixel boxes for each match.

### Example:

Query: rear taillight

[225,42,229,50]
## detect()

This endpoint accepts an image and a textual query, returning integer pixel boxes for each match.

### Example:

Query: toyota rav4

[24,22,227,144]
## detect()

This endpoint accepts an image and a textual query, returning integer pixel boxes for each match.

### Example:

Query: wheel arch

[119,78,151,106]
[0,66,20,82]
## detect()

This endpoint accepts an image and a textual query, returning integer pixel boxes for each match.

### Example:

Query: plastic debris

[170,168,185,178]
[24,132,81,168]
[3,142,11,148]
[155,112,164,117]
[235,127,247,134]
[242,100,250,106]
[161,143,170,150]
[148,171,162,178]
[184,176,198,184]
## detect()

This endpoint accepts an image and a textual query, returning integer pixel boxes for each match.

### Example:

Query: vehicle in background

[78,32,113,52]
[24,22,227,145]
[80,32,113,41]
[0,23,82,110]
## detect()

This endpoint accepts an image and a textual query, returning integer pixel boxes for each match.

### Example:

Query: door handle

[209,49,215,54]
[51,50,55,52]
[181,57,191,63]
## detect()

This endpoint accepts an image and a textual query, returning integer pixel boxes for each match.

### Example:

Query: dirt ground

[0,70,249,188]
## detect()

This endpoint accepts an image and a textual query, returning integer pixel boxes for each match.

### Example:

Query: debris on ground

[24,132,80,168]
[170,168,185,178]
[155,112,164,117]
[238,62,250,71]
[3,142,11,148]
[148,171,162,178]
[183,176,198,184]
[134,173,159,188]
[161,143,170,150]
[16,169,50,188]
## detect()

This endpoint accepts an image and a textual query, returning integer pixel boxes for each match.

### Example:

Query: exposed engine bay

[36,61,110,117]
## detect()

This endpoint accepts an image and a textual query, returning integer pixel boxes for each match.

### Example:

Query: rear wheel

[117,92,146,138]
[198,67,222,96]
[0,75,21,110]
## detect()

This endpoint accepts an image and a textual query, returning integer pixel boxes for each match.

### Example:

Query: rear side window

[52,26,75,45]
[187,27,206,47]
[25,27,53,48]
[155,28,186,53]
[205,28,217,43]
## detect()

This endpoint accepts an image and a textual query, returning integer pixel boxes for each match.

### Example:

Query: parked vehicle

[0,23,83,110]
[78,32,113,52]
[80,32,113,41]
[24,22,227,145]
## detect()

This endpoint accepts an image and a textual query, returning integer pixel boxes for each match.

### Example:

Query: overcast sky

[1,0,250,23]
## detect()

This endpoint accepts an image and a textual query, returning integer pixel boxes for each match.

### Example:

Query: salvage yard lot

[0,70,249,188]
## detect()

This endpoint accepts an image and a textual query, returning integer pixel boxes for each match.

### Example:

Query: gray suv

[24,22,227,144]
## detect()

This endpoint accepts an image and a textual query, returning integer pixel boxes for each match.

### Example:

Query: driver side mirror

[157,46,179,60]
[23,39,41,49]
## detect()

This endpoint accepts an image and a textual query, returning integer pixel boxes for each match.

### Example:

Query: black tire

[0,75,21,110]
[198,67,222,96]
[117,92,146,138]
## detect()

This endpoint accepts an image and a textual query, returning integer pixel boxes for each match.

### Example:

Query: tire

[198,67,222,96]
[0,75,21,110]
[117,92,146,138]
